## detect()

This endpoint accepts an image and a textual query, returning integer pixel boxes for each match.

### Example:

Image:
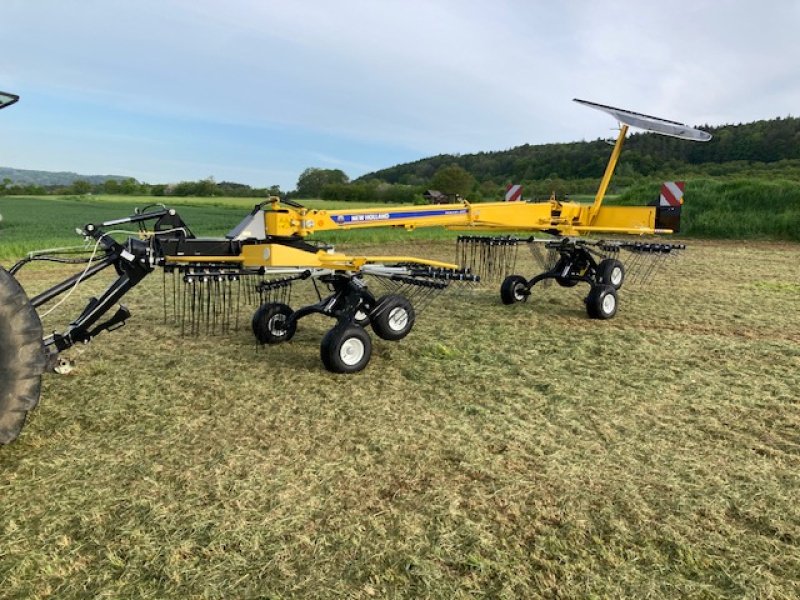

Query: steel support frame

[525,245,602,291]
[286,273,377,329]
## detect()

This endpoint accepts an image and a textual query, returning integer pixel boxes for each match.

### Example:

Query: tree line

[0,176,282,198]
[292,115,800,203]
[360,116,800,185]
[3,114,798,203]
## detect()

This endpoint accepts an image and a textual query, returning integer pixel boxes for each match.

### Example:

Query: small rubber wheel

[0,266,47,444]
[597,258,625,290]
[251,302,296,344]
[500,275,529,305]
[586,284,618,320]
[320,323,372,373]
[370,294,415,341]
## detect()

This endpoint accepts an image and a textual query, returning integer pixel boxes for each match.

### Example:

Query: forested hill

[0,166,128,186]
[358,116,800,185]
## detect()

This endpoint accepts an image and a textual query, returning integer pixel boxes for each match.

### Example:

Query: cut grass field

[1,197,800,598]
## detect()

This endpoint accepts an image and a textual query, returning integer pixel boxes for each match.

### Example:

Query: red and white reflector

[659,181,685,207]
[505,184,522,202]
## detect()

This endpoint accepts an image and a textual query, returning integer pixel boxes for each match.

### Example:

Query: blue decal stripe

[334,209,467,225]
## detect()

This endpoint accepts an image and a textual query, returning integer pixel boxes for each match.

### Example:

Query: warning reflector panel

[660,181,685,207]
[505,184,522,202]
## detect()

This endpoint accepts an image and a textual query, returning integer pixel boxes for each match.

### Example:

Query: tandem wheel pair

[500,257,625,320]
[251,293,415,374]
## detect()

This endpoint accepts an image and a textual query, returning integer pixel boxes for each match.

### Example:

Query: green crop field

[616,179,800,241]
[1,196,799,598]
[0,195,417,259]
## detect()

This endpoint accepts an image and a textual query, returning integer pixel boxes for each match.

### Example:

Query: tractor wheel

[500,275,529,305]
[320,323,372,373]
[370,294,415,341]
[586,284,618,320]
[597,258,625,290]
[0,266,47,444]
[252,302,296,344]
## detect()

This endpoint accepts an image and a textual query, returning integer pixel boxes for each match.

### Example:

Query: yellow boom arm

[257,196,660,238]
[231,99,711,243]
[176,99,711,269]
[165,243,460,271]
[241,124,657,240]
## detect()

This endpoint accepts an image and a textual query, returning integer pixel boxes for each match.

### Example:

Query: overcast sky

[1,0,798,189]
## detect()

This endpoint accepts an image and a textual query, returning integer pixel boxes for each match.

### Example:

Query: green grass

[2,195,800,597]
[1,223,799,597]
[616,179,800,241]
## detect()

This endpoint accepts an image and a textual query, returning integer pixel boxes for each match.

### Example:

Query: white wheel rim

[602,293,616,314]
[514,284,525,301]
[387,307,408,331]
[340,337,365,366]
[611,267,623,286]
[268,314,286,335]
[355,309,367,322]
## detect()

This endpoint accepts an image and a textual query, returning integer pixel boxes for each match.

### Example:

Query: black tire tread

[252,302,296,345]
[370,294,415,341]
[597,258,625,290]
[586,284,618,320]
[0,266,46,444]
[500,275,528,305]
[320,323,372,374]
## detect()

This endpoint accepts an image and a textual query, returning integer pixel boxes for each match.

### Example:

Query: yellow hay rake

[0,94,710,443]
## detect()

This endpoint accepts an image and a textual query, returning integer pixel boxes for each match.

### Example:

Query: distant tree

[119,178,140,195]
[478,180,502,201]
[173,181,198,196]
[170,178,217,197]
[103,179,120,194]
[196,177,217,197]
[70,180,92,195]
[430,164,476,197]
[21,184,46,195]
[296,168,349,198]
[218,181,249,190]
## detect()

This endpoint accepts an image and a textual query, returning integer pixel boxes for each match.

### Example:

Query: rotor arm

[35,220,162,353]
[41,241,154,353]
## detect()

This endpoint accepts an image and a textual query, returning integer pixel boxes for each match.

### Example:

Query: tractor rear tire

[0,266,47,444]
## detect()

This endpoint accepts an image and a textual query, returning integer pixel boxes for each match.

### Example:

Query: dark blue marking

[333,208,467,225]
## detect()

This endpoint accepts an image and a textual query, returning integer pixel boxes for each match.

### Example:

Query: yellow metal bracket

[588,124,629,222]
